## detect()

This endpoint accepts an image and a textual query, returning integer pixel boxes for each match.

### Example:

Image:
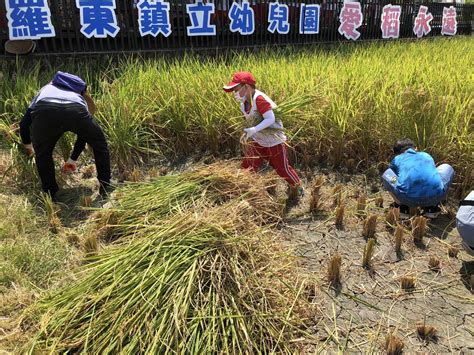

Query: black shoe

[424,206,440,219]
[99,182,114,197]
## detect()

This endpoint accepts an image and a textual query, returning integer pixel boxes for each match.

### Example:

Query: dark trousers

[31,101,110,195]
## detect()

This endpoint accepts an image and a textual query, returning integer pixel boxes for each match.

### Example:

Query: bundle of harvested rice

[93,163,282,240]
[26,202,310,353]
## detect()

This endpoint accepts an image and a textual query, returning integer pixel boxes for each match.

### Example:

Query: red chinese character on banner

[338,1,363,40]
[381,4,401,39]
[441,6,457,36]
[413,5,433,38]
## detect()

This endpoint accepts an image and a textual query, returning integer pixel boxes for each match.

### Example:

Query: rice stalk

[332,184,343,207]
[416,321,437,342]
[82,234,98,257]
[362,215,377,240]
[356,193,367,218]
[362,238,376,269]
[79,195,92,208]
[400,276,415,291]
[81,165,95,179]
[39,193,62,234]
[309,176,324,213]
[27,204,307,353]
[126,167,141,182]
[92,164,282,240]
[394,224,404,254]
[412,216,427,244]
[65,230,81,246]
[327,253,342,285]
[375,196,384,208]
[384,332,404,355]
[386,208,400,229]
[346,158,356,173]
[428,256,440,272]
[409,207,418,217]
[335,203,345,230]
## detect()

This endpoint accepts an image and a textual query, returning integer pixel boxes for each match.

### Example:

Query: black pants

[31,101,111,195]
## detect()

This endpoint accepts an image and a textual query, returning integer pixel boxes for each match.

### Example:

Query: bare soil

[282,168,474,353]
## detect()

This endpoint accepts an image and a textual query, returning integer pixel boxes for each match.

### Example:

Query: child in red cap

[224,71,302,199]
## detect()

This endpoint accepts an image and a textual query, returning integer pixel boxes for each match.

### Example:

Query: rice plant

[416,321,437,342]
[400,276,416,291]
[2,38,472,178]
[362,214,377,239]
[386,208,400,229]
[327,253,342,285]
[362,238,376,269]
[335,203,345,230]
[428,256,440,272]
[356,193,367,218]
[385,333,404,355]
[309,176,324,213]
[412,216,427,244]
[394,224,404,254]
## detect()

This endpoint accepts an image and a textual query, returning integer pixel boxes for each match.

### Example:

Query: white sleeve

[252,110,275,133]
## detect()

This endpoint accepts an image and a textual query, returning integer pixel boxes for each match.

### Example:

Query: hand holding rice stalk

[0,120,21,145]
[238,92,318,145]
[0,120,35,157]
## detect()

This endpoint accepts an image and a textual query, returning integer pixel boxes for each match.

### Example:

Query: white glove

[243,127,257,141]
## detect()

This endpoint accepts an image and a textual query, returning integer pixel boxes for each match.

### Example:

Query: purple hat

[52,71,86,94]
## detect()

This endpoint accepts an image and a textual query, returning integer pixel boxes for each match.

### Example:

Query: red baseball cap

[223,71,256,92]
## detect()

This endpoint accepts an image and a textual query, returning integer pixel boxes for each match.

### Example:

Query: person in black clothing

[19,71,111,199]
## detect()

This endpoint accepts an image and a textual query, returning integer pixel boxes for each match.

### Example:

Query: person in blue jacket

[382,138,454,218]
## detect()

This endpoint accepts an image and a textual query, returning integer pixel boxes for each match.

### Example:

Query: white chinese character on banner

[413,5,433,38]
[138,0,171,37]
[76,0,120,38]
[6,0,55,40]
[186,0,216,36]
[381,4,401,39]
[339,1,363,40]
[441,6,457,36]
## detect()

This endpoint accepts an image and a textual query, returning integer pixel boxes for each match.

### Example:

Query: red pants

[242,141,300,187]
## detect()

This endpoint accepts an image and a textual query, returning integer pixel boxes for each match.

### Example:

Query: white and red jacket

[240,90,287,147]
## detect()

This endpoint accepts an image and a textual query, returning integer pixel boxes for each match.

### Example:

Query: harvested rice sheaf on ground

[25,171,311,353]
[27,207,308,353]
[93,164,283,240]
